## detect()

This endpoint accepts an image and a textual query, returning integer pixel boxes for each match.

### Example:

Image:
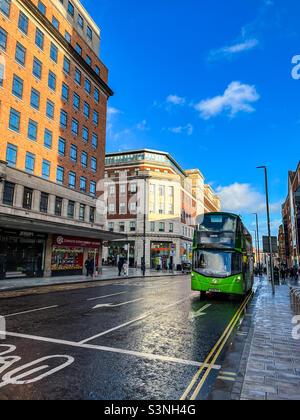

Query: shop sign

[53,235,101,248]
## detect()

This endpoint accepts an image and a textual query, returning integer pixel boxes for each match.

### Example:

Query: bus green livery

[192,212,254,297]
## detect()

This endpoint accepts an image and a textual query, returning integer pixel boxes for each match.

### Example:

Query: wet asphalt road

[0,275,246,400]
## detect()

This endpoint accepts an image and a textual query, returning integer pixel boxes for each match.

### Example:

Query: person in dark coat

[118,258,124,276]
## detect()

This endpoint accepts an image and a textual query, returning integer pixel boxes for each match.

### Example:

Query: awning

[0,214,126,242]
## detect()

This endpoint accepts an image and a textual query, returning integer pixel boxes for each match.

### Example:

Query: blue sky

[82,0,299,243]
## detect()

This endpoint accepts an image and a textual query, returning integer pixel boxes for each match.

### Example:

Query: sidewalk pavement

[0,267,186,293]
[210,276,300,400]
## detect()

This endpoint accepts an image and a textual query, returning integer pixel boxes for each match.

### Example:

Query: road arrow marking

[189,304,212,320]
[93,298,144,310]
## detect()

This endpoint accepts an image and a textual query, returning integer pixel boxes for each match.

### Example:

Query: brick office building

[0,0,123,279]
[282,161,300,268]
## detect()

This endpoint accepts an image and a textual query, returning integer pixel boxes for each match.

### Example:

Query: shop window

[3,181,15,206]
[23,187,33,210]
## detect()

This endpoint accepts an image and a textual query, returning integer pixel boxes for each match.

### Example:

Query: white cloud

[195,81,260,119]
[208,39,259,61]
[136,120,150,131]
[168,124,194,136]
[166,95,186,106]
[107,107,122,117]
[216,183,282,215]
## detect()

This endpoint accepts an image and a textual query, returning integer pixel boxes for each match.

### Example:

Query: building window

[56,166,64,184]
[6,143,17,166]
[150,221,155,232]
[119,222,125,233]
[109,185,116,196]
[28,119,38,141]
[65,30,71,43]
[63,56,70,75]
[90,181,96,197]
[78,14,84,29]
[85,78,91,94]
[75,68,81,85]
[3,182,15,206]
[60,110,67,128]
[130,202,137,214]
[46,99,54,119]
[67,1,74,17]
[80,177,86,192]
[48,71,56,91]
[119,202,126,214]
[38,1,46,15]
[42,159,50,179]
[91,157,97,173]
[68,201,75,219]
[83,102,90,118]
[90,207,95,223]
[72,118,79,136]
[35,28,44,50]
[0,0,11,18]
[52,16,59,30]
[44,129,52,149]
[159,222,165,232]
[50,42,58,63]
[108,222,114,232]
[62,82,69,102]
[82,126,89,143]
[0,63,4,86]
[70,145,77,162]
[9,108,21,132]
[15,42,26,66]
[18,11,29,35]
[81,151,87,168]
[92,133,98,149]
[86,55,91,66]
[93,110,98,126]
[73,92,80,110]
[130,184,137,194]
[69,171,76,189]
[76,43,82,56]
[79,204,85,221]
[130,222,136,232]
[0,27,8,51]
[95,65,100,76]
[58,137,65,156]
[40,192,49,213]
[25,152,35,174]
[23,187,33,210]
[33,57,42,79]
[55,197,63,216]
[94,87,99,103]
[159,185,165,196]
[87,26,92,40]
[109,203,115,214]
[169,223,174,233]
[12,75,23,99]
[120,185,126,195]
[30,88,40,110]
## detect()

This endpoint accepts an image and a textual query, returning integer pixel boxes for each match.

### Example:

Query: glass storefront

[106,241,135,267]
[151,242,174,270]
[0,230,46,279]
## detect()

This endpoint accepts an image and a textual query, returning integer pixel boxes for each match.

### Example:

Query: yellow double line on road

[180,292,253,401]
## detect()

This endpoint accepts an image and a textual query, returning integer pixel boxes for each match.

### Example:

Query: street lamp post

[257,166,275,294]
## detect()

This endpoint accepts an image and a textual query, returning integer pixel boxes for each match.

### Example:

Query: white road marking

[93,298,144,310]
[79,294,196,344]
[87,292,127,301]
[3,306,58,318]
[189,304,212,320]
[0,331,221,370]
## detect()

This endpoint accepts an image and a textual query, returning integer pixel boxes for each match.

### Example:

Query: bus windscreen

[198,214,237,233]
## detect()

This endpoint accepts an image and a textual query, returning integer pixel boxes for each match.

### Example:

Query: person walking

[89,258,95,278]
[118,258,124,277]
[85,258,90,277]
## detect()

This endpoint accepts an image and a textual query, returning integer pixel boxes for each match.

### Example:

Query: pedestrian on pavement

[85,258,90,277]
[89,258,95,278]
[118,258,124,276]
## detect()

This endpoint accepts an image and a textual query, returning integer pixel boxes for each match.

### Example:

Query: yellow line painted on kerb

[180,292,252,401]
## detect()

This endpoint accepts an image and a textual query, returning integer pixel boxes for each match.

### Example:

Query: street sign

[263,236,278,253]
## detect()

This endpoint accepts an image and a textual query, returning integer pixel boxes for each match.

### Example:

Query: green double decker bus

[192,212,254,297]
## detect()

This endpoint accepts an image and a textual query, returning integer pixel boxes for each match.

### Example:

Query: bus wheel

[199,292,206,300]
